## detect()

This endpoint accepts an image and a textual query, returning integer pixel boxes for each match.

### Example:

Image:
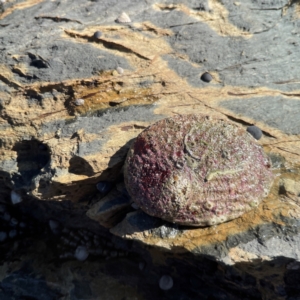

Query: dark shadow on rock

[35,160,124,203]
[101,248,296,300]
[107,137,135,169]
[0,261,63,300]
[0,191,299,300]
[68,156,95,177]
[12,140,51,190]
[126,210,163,233]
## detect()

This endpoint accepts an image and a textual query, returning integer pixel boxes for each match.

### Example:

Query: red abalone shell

[124,114,274,227]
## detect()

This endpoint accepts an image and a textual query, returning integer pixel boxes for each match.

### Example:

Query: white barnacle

[74,98,85,106]
[203,201,214,210]
[116,67,124,74]
[249,200,259,207]
[115,12,131,23]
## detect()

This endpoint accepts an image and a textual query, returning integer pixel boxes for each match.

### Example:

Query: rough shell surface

[124,114,274,227]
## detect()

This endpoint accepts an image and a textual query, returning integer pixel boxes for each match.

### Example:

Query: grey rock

[221,96,300,134]
[157,225,179,239]
[240,232,300,261]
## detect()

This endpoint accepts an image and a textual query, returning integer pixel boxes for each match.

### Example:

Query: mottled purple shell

[124,114,274,227]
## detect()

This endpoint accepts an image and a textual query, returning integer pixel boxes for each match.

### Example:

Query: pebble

[11,190,22,204]
[200,72,213,83]
[74,98,85,106]
[246,125,263,140]
[159,275,174,291]
[93,31,102,39]
[75,246,89,261]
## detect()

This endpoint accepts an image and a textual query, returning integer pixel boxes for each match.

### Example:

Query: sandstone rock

[280,177,300,200]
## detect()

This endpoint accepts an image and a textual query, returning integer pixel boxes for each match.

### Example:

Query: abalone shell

[124,114,274,227]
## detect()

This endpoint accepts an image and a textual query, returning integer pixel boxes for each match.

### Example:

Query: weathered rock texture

[1,0,300,299]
